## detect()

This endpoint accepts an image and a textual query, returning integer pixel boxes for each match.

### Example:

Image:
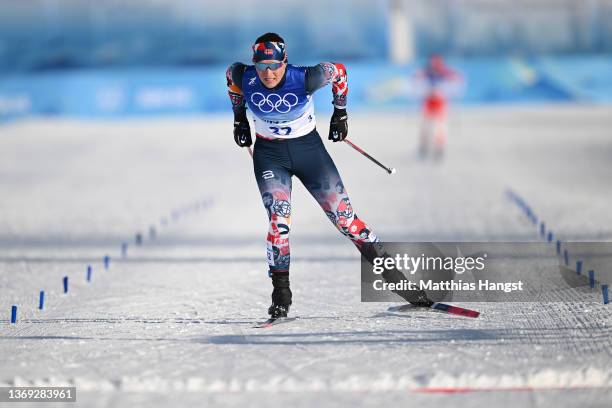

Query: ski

[387,302,480,318]
[431,302,480,318]
[253,317,298,328]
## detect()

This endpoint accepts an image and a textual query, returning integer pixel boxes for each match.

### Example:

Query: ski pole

[247,146,253,158]
[343,139,396,175]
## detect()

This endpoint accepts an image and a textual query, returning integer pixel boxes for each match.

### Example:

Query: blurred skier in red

[414,55,461,159]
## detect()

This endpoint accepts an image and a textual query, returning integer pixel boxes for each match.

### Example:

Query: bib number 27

[270,126,292,136]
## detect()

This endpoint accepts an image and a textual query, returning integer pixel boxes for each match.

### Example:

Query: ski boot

[360,242,434,308]
[268,271,292,318]
[381,268,434,307]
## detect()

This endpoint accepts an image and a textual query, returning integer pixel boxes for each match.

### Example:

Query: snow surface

[1,107,612,407]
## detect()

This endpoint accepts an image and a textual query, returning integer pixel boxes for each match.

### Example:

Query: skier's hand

[328,108,348,142]
[233,115,252,147]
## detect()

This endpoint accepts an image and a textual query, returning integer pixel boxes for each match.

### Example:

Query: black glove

[233,111,252,147]
[328,108,348,142]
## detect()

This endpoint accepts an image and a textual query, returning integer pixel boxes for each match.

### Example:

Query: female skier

[226,33,429,319]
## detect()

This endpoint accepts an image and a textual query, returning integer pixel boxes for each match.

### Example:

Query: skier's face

[256,60,286,88]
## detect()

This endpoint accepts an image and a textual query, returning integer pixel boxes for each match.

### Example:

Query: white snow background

[1,107,611,407]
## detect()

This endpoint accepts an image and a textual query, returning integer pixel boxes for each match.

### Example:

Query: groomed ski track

[1,107,611,407]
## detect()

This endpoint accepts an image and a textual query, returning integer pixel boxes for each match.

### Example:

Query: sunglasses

[255,61,284,71]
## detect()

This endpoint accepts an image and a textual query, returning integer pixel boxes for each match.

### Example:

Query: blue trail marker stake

[564,250,569,266]
[87,265,92,282]
[11,306,17,323]
[121,243,128,258]
[588,270,595,289]
[547,231,553,242]
[104,255,110,270]
[135,233,143,246]
[556,240,561,255]
[576,260,583,275]
[603,285,609,305]
[539,222,545,237]
[39,291,45,310]
[63,276,69,293]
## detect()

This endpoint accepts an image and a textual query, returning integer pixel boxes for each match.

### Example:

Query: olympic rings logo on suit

[251,92,299,113]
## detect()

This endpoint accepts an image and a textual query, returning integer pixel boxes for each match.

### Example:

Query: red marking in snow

[414,386,533,394]
[413,385,602,394]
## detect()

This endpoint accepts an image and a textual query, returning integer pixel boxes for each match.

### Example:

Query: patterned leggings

[252,129,378,273]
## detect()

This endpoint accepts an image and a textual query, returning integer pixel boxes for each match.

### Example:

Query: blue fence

[0,57,612,120]
[1,56,611,121]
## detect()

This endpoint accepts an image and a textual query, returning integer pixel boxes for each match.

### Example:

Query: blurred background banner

[1,0,611,120]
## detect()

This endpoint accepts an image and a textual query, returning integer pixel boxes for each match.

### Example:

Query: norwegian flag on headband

[252,41,286,62]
